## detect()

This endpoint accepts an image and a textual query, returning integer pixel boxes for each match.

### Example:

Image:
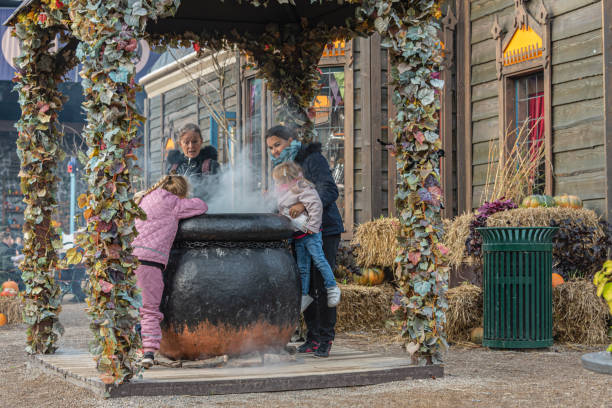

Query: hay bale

[488,207,608,278]
[351,218,400,268]
[487,207,603,232]
[443,213,479,268]
[553,280,609,345]
[0,297,22,325]
[446,283,483,343]
[336,284,394,333]
[445,279,609,345]
[445,207,607,273]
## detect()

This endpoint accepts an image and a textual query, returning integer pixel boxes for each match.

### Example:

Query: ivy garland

[65,0,180,384]
[11,0,78,354]
[368,1,450,365]
[11,0,448,382]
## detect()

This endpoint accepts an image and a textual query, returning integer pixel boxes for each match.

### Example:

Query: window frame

[492,2,553,195]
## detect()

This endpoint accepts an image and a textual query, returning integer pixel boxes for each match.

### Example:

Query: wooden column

[360,37,373,221]
[342,41,355,240]
[604,0,612,221]
[387,57,397,217]
[260,82,268,191]
[456,0,471,213]
[370,34,383,218]
[359,35,384,221]
[442,7,457,218]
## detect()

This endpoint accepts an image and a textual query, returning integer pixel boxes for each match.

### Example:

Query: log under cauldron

[159,214,300,360]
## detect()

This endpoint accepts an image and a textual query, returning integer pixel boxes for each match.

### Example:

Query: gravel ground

[1,303,610,408]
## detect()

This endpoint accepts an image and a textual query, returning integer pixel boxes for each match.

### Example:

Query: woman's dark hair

[265,125,296,141]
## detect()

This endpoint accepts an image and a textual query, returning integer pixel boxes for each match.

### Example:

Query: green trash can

[477,227,558,348]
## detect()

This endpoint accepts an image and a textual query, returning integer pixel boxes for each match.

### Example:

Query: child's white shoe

[301,294,314,312]
[140,351,155,369]
[326,286,341,307]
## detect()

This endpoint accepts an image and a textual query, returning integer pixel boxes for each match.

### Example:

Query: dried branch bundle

[481,121,547,205]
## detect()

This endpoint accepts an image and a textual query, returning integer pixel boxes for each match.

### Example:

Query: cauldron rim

[175,213,295,242]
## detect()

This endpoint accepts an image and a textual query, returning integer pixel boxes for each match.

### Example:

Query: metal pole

[69,157,76,235]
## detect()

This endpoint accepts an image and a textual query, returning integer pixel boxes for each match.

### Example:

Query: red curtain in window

[528,92,544,161]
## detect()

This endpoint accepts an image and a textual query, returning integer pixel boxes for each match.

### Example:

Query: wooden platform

[29,345,443,398]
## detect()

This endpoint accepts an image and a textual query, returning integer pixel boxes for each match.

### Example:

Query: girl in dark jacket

[266,125,344,358]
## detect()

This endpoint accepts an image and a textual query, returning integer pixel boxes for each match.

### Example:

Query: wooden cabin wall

[467,0,606,214]
[145,64,237,185]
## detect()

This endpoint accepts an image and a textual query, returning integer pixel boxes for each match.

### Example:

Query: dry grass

[481,121,547,206]
[446,283,483,343]
[0,297,22,325]
[336,283,395,333]
[443,213,480,267]
[351,217,400,268]
[553,279,610,345]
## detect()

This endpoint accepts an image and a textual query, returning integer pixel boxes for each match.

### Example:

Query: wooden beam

[544,13,553,197]
[342,41,355,240]
[370,34,383,218]
[604,0,612,221]
[455,0,470,213]
[360,37,373,221]
[387,55,397,217]
[442,6,457,218]
[260,82,268,191]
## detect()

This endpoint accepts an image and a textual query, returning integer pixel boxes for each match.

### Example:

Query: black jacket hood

[294,142,322,164]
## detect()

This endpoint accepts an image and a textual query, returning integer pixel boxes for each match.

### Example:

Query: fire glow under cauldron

[159,213,300,360]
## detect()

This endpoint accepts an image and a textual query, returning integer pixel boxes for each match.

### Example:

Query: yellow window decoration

[165,137,175,151]
[313,95,331,124]
[321,39,346,57]
[503,26,542,66]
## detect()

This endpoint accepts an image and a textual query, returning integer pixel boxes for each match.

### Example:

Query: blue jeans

[294,232,337,294]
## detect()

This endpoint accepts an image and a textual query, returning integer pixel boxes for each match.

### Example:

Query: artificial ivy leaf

[77,194,88,208]
[417,87,435,105]
[414,280,431,296]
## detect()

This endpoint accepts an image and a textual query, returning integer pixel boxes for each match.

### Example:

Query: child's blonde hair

[272,161,304,184]
[272,162,313,192]
[134,175,189,205]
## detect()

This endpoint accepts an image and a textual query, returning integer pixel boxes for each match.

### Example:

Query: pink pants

[135,264,164,353]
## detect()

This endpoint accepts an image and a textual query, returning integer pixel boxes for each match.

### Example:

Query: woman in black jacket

[167,123,220,201]
[266,125,344,358]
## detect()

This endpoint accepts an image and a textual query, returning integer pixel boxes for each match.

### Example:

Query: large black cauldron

[159,214,300,360]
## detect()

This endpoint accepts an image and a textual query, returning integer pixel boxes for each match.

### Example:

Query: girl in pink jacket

[132,175,208,368]
[273,162,341,313]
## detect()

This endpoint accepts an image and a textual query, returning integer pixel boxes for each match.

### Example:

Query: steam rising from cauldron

[189,149,277,214]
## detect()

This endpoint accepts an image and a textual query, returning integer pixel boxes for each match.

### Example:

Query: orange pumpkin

[521,195,555,208]
[554,194,582,209]
[1,280,18,292]
[552,273,564,288]
[0,313,6,327]
[354,267,385,286]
